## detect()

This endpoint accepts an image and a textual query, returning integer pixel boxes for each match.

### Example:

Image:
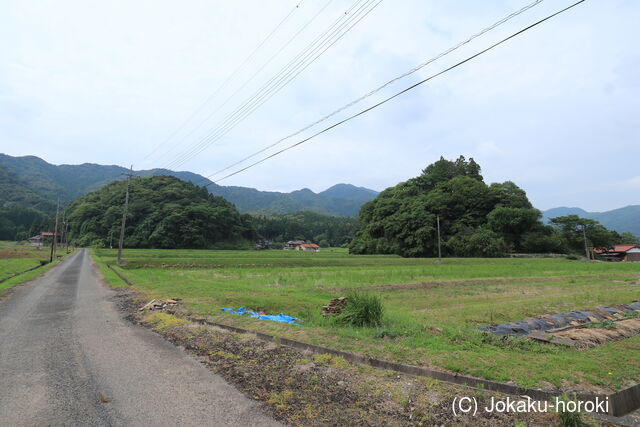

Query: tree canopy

[66,175,255,248]
[252,211,357,247]
[350,156,563,257]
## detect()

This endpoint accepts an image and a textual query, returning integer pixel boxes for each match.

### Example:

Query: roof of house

[286,240,305,245]
[593,244,639,254]
[40,232,57,237]
[300,243,319,249]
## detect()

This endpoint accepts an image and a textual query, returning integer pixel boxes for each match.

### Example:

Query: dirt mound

[554,318,640,348]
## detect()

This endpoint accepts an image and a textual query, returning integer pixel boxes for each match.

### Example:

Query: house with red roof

[283,240,306,250]
[298,243,320,252]
[593,244,640,262]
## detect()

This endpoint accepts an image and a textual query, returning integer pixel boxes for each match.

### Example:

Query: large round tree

[350,156,559,257]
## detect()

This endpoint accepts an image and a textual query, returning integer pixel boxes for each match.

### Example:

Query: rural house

[283,240,306,250]
[593,244,640,262]
[283,241,320,251]
[28,232,61,246]
[298,243,320,252]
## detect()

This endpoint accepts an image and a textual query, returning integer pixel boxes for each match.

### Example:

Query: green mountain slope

[543,206,640,236]
[0,154,377,217]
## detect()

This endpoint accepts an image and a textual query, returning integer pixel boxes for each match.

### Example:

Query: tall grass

[337,292,384,327]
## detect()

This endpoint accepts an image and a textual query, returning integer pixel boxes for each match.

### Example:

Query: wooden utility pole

[59,209,66,251]
[49,199,59,263]
[117,166,134,265]
[65,223,70,253]
[583,225,590,260]
[436,215,442,261]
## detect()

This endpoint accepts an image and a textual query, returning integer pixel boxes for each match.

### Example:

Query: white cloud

[0,0,639,211]
[625,177,640,189]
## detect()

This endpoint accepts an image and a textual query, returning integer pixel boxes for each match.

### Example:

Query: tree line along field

[92,248,640,392]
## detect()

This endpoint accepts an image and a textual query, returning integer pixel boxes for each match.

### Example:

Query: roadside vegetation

[92,247,640,392]
[0,241,69,293]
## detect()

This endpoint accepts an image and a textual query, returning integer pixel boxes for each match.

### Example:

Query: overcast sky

[1,0,638,211]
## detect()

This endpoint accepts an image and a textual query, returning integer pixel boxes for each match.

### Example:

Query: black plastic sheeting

[479,301,640,336]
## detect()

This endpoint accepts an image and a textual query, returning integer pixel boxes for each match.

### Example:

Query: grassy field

[92,248,640,392]
[0,242,67,292]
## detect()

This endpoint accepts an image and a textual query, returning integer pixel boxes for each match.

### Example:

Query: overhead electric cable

[163,0,376,170]
[206,0,587,185]
[162,0,382,170]
[204,0,544,179]
[139,0,306,167]
[152,0,335,167]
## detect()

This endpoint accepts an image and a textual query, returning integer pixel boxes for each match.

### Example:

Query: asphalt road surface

[0,249,281,426]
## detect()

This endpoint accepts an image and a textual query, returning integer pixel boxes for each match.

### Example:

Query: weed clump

[556,394,583,427]
[145,312,188,330]
[337,292,384,328]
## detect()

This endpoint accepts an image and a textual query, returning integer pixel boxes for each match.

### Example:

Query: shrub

[337,292,384,327]
[556,394,583,427]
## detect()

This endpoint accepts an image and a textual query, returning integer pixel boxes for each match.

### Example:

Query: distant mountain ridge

[542,206,640,236]
[0,154,378,217]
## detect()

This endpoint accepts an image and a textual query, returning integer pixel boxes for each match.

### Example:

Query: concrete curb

[106,264,134,286]
[192,316,640,417]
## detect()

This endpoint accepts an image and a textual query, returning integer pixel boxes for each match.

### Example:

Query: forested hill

[0,154,377,217]
[542,206,640,236]
[66,175,255,248]
[350,156,634,257]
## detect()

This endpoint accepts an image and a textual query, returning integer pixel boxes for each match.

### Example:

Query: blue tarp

[220,307,299,324]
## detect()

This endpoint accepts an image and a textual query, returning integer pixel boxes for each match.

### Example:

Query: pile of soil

[553,318,640,348]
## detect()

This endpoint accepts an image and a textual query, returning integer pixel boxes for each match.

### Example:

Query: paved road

[0,249,281,426]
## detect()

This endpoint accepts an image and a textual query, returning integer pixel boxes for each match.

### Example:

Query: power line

[207,0,587,185]
[139,1,307,167]
[163,0,375,170]
[162,0,383,171]
[149,0,336,169]
[203,0,545,180]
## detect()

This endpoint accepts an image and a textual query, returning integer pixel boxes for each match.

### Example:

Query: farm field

[92,248,640,392]
[0,241,70,293]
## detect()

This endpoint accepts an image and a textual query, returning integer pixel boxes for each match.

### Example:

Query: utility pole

[65,222,70,253]
[59,209,66,252]
[49,199,59,263]
[582,224,590,261]
[117,166,134,265]
[436,215,442,261]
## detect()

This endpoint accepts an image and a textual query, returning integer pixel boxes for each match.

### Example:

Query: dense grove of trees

[252,211,357,247]
[0,205,51,241]
[349,156,633,257]
[66,176,256,249]
[549,215,638,253]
